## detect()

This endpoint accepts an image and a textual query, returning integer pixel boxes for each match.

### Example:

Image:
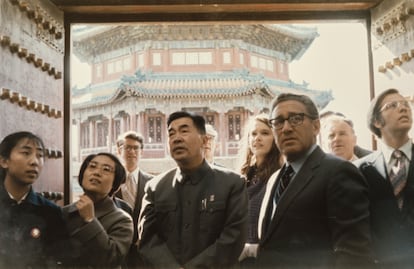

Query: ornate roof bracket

[372,2,413,48]
[377,48,414,73]
[0,35,62,79]
[0,87,62,118]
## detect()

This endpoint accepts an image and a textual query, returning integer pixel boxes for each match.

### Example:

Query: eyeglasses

[121,145,141,152]
[206,135,216,141]
[87,161,114,175]
[380,100,410,112]
[269,113,312,130]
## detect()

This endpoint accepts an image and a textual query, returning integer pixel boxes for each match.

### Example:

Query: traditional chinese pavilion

[72,23,333,172]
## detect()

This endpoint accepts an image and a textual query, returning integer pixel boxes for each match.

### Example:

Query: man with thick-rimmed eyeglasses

[354,88,414,268]
[115,130,153,268]
[256,93,373,269]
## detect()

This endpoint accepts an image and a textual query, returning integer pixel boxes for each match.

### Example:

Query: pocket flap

[202,201,225,212]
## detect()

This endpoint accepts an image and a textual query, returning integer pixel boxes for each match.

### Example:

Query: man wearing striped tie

[354,88,414,268]
[256,93,373,269]
[115,131,153,267]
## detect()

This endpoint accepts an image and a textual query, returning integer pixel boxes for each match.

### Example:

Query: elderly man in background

[319,111,372,158]
[322,115,359,161]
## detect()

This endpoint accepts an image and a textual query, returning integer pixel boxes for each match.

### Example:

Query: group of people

[0,88,413,269]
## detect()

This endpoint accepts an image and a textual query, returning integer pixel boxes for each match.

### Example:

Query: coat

[137,161,248,269]
[61,196,133,269]
[257,146,373,269]
[0,184,67,269]
[354,144,414,267]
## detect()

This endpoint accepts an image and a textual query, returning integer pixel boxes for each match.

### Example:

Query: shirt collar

[127,167,140,183]
[173,160,210,185]
[288,144,318,174]
[8,190,29,204]
[380,139,412,165]
[0,182,40,205]
[350,154,359,162]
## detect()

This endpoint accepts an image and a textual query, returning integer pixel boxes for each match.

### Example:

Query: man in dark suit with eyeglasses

[354,88,414,268]
[256,93,373,269]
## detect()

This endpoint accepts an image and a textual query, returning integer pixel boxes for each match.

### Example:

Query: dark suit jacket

[257,146,373,269]
[137,161,248,269]
[354,144,414,267]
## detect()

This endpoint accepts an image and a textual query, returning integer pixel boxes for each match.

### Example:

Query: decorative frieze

[8,0,64,53]
[378,49,414,73]
[0,35,62,79]
[0,87,62,118]
[372,2,413,48]
[37,191,63,201]
[44,148,63,159]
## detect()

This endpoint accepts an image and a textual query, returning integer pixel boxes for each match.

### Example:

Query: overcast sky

[290,22,372,148]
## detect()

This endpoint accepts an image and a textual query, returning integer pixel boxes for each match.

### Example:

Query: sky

[290,22,372,148]
[71,21,374,149]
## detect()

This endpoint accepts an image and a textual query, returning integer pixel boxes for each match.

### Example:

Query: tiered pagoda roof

[72,69,332,109]
[73,24,318,62]
[72,24,332,110]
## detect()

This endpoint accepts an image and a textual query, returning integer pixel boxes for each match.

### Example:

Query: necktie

[262,165,294,235]
[275,165,294,203]
[389,150,407,209]
[123,173,137,209]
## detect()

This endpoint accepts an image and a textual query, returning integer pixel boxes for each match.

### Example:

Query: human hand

[238,243,259,261]
[76,194,95,223]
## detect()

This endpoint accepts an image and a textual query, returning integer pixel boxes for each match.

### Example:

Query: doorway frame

[63,9,375,204]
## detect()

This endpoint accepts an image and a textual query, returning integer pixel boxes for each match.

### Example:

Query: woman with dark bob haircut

[78,152,127,197]
[61,152,133,269]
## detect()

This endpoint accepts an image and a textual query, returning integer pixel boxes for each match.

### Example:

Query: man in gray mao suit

[137,111,248,269]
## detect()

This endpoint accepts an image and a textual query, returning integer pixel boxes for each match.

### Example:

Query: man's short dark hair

[270,93,319,120]
[367,88,399,138]
[167,111,206,135]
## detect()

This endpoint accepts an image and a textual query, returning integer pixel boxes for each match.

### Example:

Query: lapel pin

[30,227,41,239]
[201,198,207,210]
